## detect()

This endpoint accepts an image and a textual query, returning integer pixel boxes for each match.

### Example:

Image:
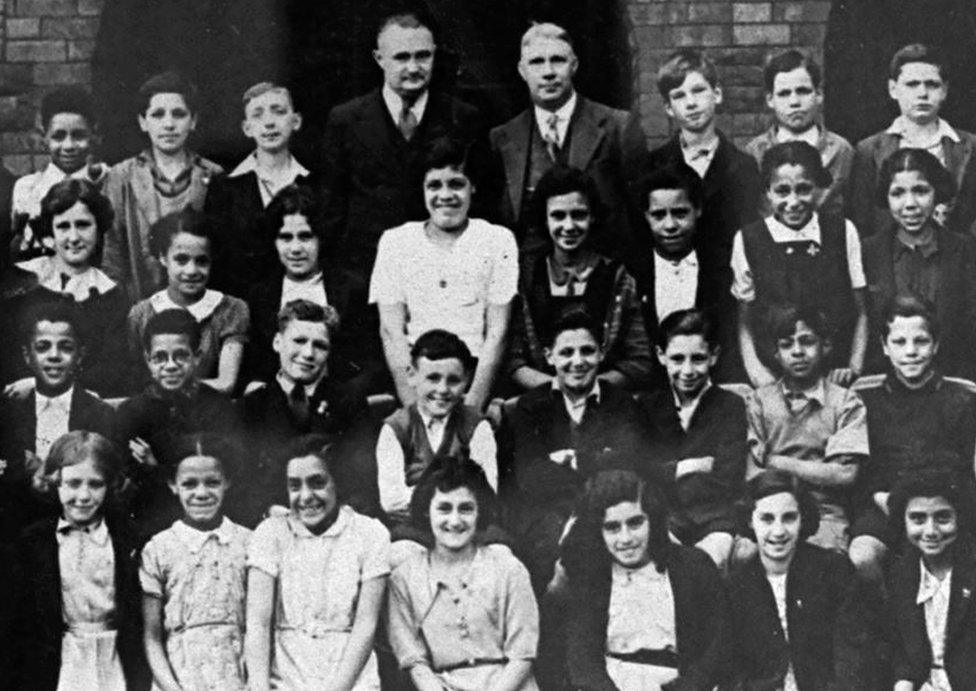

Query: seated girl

[14,178,129,397]
[728,470,875,690]
[508,165,652,391]
[387,460,539,690]
[888,471,976,691]
[126,208,249,395]
[559,469,730,690]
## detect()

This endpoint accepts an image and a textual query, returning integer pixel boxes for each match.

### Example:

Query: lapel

[947,539,976,646]
[32,518,63,636]
[67,387,91,430]
[324,269,352,317]
[944,136,974,191]
[229,171,265,213]
[350,90,403,178]
[16,392,38,458]
[892,553,932,666]
[871,133,901,169]
[567,97,606,172]
[498,110,534,218]
[131,158,160,233]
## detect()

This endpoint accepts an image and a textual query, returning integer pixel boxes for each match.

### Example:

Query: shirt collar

[887,116,961,144]
[382,84,429,125]
[765,212,821,244]
[671,379,711,412]
[534,91,577,134]
[917,559,953,605]
[276,370,319,399]
[779,378,826,406]
[895,225,940,258]
[56,516,109,546]
[229,151,310,180]
[884,370,942,394]
[36,385,74,412]
[18,256,117,299]
[551,377,602,403]
[611,559,667,584]
[417,406,450,432]
[286,505,350,539]
[282,271,324,290]
[171,517,234,553]
[150,289,223,322]
[680,131,720,159]
[774,123,822,148]
[653,248,698,268]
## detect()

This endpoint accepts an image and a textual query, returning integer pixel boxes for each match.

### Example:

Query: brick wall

[0,0,831,175]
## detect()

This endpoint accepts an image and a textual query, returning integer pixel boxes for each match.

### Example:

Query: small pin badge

[785,246,794,255]
[964,588,972,599]
[807,243,820,256]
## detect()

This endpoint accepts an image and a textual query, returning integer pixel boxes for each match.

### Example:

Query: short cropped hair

[142,308,202,353]
[889,43,946,82]
[635,165,704,212]
[409,458,498,534]
[763,49,822,92]
[37,179,114,244]
[657,308,717,350]
[277,299,340,336]
[657,48,719,100]
[530,165,603,239]
[766,303,831,350]
[739,470,821,541]
[265,184,321,241]
[888,468,973,538]
[41,86,97,130]
[158,432,243,483]
[548,305,603,348]
[410,329,474,371]
[875,148,956,208]
[881,294,939,342]
[20,296,81,348]
[520,22,575,55]
[242,81,294,110]
[760,141,832,190]
[136,70,199,115]
[148,208,211,258]
[377,10,435,44]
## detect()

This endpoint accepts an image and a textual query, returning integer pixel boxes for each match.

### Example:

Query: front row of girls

[10,423,976,690]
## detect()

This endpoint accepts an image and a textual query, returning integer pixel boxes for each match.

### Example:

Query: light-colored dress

[604,561,680,691]
[56,518,126,691]
[247,506,390,690]
[139,517,251,691]
[388,544,539,691]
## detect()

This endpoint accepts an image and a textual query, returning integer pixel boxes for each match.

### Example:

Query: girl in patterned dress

[245,434,390,690]
[140,433,250,691]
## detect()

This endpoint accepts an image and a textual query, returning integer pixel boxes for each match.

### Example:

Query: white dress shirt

[673,380,711,432]
[382,84,429,128]
[280,272,327,309]
[654,249,700,322]
[533,91,577,148]
[917,561,953,691]
[680,132,720,178]
[887,116,960,168]
[229,152,310,207]
[36,386,73,459]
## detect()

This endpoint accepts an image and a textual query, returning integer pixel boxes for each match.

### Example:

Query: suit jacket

[13,515,149,691]
[320,88,486,274]
[0,389,115,542]
[727,545,874,691]
[888,538,976,689]
[564,544,731,691]
[490,96,646,260]
[244,269,382,391]
[861,225,976,380]
[635,248,743,384]
[205,170,311,298]
[645,132,762,272]
[849,129,976,238]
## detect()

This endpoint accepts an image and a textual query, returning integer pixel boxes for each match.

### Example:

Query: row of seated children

[2,425,973,690]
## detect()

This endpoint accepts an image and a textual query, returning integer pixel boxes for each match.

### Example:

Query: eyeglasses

[148,350,193,366]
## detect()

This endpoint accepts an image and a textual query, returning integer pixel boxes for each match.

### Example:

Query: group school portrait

[1,0,976,689]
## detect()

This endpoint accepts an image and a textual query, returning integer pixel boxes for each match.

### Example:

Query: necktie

[544,113,560,161]
[289,384,310,427]
[399,104,418,141]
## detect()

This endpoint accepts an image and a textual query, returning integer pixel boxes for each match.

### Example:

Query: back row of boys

[11,13,976,298]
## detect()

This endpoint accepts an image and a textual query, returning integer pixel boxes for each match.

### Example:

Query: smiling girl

[388,460,539,691]
[140,434,250,691]
[126,208,249,395]
[102,71,223,302]
[245,435,389,690]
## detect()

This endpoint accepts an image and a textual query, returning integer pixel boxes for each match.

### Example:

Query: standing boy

[850,44,976,237]
[206,82,309,297]
[746,305,869,553]
[746,49,854,219]
[646,48,761,272]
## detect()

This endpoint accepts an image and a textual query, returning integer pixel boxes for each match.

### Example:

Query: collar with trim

[56,516,110,545]
[286,504,351,539]
[533,91,578,142]
[887,116,961,145]
[779,378,826,407]
[150,289,224,322]
[764,212,821,244]
[172,516,235,553]
[382,84,429,126]
[18,256,117,300]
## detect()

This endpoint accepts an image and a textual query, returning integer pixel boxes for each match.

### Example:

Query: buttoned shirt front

[654,249,699,321]
[36,386,73,459]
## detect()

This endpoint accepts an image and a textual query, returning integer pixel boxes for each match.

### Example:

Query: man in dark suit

[0,300,114,542]
[490,22,646,260]
[245,185,382,397]
[240,300,374,520]
[319,10,486,278]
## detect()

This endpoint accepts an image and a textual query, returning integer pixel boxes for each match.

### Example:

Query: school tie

[289,384,310,427]
[399,103,418,141]
[544,112,561,161]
